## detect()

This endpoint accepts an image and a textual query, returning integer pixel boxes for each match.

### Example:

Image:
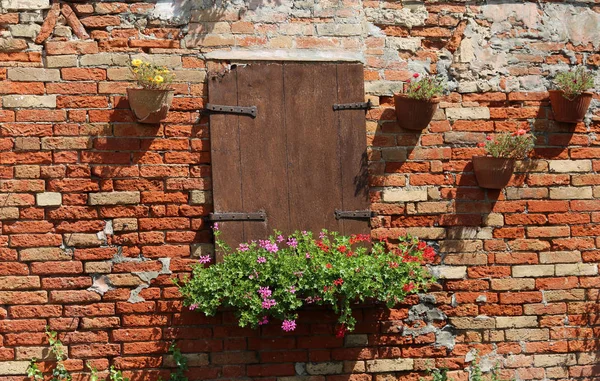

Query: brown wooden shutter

[208,62,369,249]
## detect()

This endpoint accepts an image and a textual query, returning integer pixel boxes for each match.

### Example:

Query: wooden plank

[208,69,244,257]
[335,63,370,236]
[284,63,342,234]
[236,63,290,240]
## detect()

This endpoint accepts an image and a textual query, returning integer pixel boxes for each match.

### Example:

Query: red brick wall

[0,1,598,380]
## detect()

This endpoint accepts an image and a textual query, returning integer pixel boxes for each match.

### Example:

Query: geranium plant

[477,129,535,159]
[178,228,435,336]
[404,72,445,100]
[554,66,594,100]
[130,59,175,89]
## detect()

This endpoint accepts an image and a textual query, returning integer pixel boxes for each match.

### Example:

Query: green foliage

[26,359,43,381]
[479,129,535,159]
[108,366,128,381]
[404,73,445,100]
[129,59,175,90]
[28,329,135,381]
[26,328,72,381]
[469,353,483,381]
[178,229,435,333]
[87,365,99,381]
[554,66,594,100]
[168,342,188,381]
[424,353,514,381]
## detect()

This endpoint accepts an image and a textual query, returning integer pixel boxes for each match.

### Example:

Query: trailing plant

[129,59,175,90]
[26,360,43,381]
[27,328,71,381]
[477,129,535,159]
[108,366,128,381]
[403,72,445,100]
[554,66,594,100]
[178,228,435,335]
[168,342,188,381]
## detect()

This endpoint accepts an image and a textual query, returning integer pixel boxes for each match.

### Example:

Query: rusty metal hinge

[204,103,257,118]
[334,210,374,220]
[209,211,266,221]
[333,100,373,111]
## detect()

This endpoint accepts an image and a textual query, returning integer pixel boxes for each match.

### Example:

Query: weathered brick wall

[0,1,599,380]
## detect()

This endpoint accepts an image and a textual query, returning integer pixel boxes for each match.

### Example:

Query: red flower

[389,262,399,269]
[326,263,332,269]
[338,245,347,253]
[413,73,420,78]
[423,246,435,261]
[486,135,493,141]
[349,234,371,244]
[477,142,485,148]
[346,251,354,258]
[417,241,426,250]
[403,283,415,292]
[333,278,344,286]
[316,240,330,253]
[336,324,347,338]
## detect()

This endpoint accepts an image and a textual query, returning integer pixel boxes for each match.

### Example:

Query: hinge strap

[204,103,257,118]
[209,211,266,221]
[334,210,373,220]
[333,100,373,111]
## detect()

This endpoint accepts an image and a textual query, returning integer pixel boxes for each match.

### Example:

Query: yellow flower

[131,59,143,67]
[154,75,164,84]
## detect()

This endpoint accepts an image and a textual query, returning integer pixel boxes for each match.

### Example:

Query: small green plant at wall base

[26,360,43,381]
[477,129,535,159]
[26,328,72,381]
[130,59,175,90]
[167,342,188,381]
[404,73,445,100]
[554,66,594,100]
[108,366,129,381]
[178,228,435,336]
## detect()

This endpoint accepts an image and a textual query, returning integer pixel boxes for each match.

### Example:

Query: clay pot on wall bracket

[549,90,593,123]
[393,94,440,131]
[472,156,516,190]
[127,88,175,124]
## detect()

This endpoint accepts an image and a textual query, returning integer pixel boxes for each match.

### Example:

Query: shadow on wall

[172,0,284,47]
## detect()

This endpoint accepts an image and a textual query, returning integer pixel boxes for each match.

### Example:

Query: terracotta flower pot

[472,156,515,190]
[393,94,440,131]
[127,88,175,124]
[549,90,593,123]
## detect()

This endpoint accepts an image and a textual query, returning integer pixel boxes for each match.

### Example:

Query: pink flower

[287,238,298,248]
[189,304,198,311]
[288,286,296,294]
[305,253,311,259]
[516,129,527,136]
[319,231,326,239]
[198,255,211,264]
[213,223,219,231]
[238,243,249,252]
[258,316,269,325]
[282,319,297,332]
[277,235,285,243]
[302,231,308,235]
[262,298,276,309]
[257,256,267,264]
[258,287,272,299]
[413,73,420,78]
